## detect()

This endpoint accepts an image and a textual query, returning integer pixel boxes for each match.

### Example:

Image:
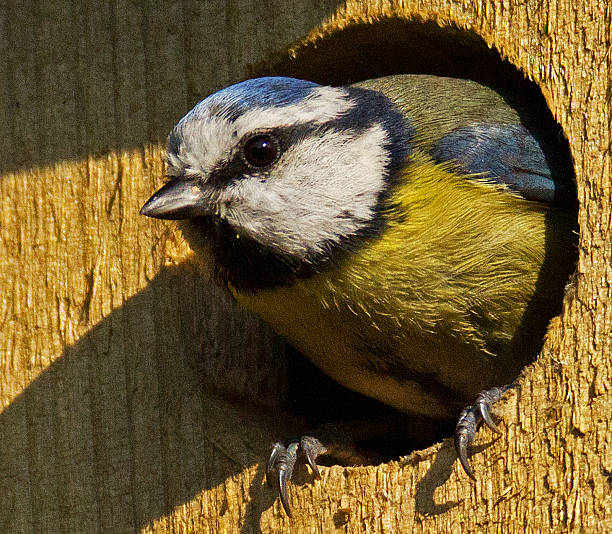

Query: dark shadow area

[0,0,341,174]
[0,264,292,532]
[409,438,497,517]
[284,345,456,465]
[258,19,526,86]
[410,442,460,516]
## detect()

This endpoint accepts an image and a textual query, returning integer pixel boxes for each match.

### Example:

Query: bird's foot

[454,384,513,479]
[266,436,327,517]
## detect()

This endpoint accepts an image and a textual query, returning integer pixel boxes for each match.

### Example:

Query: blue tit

[140,75,576,515]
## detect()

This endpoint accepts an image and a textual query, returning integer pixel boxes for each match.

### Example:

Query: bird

[140,74,576,516]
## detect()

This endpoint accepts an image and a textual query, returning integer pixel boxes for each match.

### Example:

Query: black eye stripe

[203,87,413,188]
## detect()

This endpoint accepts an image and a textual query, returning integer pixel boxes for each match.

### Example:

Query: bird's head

[141,77,413,290]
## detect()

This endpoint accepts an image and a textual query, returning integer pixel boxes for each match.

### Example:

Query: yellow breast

[231,154,571,417]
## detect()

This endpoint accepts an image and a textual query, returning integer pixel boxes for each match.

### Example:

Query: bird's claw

[266,436,327,516]
[454,385,512,479]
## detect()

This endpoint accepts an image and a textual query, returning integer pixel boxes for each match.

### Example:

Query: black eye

[243,134,279,168]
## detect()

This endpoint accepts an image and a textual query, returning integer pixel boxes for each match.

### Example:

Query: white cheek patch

[226,123,390,259]
[167,86,354,179]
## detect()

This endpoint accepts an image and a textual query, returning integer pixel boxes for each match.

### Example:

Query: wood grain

[0,0,609,532]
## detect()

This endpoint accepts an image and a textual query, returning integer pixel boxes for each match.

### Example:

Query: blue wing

[430,124,572,204]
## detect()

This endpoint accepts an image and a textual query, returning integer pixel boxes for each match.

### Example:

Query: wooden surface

[0,0,610,532]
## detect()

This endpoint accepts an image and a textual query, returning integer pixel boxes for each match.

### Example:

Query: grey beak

[140,179,210,220]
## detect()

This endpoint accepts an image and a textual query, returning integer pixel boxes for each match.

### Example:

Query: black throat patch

[185,216,323,291]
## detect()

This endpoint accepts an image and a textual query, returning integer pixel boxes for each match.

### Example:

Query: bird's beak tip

[139,179,209,220]
[139,200,156,218]
[139,194,164,218]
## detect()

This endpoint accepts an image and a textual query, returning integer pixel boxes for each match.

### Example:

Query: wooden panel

[0,0,609,532]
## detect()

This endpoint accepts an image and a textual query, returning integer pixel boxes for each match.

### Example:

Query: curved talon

[267,436,327,516]
[277,442,298,517]
[477,398,500,434]
[267,442,284,487]
[278,471,291,517]
[300,436,326,479]
[476,385,512,434]
[454,384,513,478]
[454,406,477,480]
